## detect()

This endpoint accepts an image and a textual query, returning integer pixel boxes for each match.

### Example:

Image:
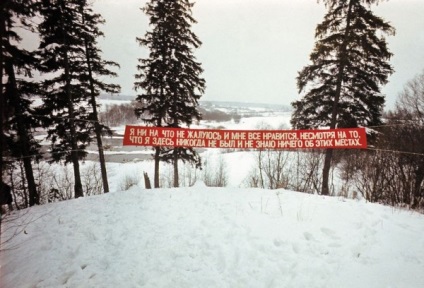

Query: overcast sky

[92,0,424,109]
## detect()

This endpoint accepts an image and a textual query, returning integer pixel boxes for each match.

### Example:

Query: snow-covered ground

[1,182,424,288]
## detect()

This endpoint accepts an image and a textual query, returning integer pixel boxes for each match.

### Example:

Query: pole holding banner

[123,126,367,150]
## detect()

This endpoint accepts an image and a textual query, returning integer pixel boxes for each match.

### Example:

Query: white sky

[92,0,424,109]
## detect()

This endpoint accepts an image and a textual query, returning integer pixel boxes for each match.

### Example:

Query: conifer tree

[291,0,394,195]
[77,0,121,193]
[38,0,119,197]
[37,0,84,198]
[1,0,40,206]
[135,0,205,188]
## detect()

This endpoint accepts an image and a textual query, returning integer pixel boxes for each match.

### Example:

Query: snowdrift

[1,186,424,288]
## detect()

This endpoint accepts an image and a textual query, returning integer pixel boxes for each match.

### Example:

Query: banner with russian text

[123,126,367,149]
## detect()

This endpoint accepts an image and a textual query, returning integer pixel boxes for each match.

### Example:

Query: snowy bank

[1,187,424,288]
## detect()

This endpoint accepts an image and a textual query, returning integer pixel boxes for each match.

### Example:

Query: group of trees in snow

[1,0,423,211]
[1,0,120,207]
[1,0,205,208]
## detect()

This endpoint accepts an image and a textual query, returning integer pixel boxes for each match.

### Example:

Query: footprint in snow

[273,238,284,247]
[292,243,301,254]
[303,232,315,241]
[320,227,340,240]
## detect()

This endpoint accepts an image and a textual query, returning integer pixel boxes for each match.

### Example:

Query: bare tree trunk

[1,1,7,204]
[83,38,109,193]
[322,149,333,195]
[258,150,264,188]
[322,0,354,196]
[93,122,109,192]
[412,167,424,209]
[154,146,160,188]
[5,60,39,206]
[143,172,151,189]
[173,149,179,187]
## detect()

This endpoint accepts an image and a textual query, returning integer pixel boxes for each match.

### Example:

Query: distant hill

[201,100,291,111]
[99,94,292,112]
[99,94,136,101]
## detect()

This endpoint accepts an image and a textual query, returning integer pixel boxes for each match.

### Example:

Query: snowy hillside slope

[1,185,424,288]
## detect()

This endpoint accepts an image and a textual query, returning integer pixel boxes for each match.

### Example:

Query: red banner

[123,126,367,149]
[122,126,367,149]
